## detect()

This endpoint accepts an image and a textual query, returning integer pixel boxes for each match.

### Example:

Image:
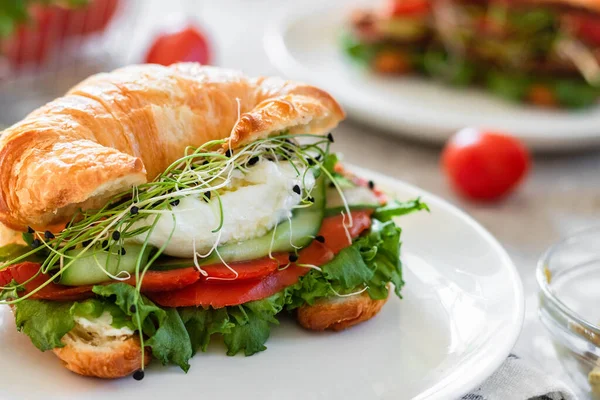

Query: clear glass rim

[536,225,600,336]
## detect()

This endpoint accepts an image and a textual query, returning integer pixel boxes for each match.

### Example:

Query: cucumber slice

[325,186,380,217]
[151,177,326,271]
[59,244,152,286]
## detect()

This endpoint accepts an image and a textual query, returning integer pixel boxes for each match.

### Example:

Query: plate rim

[263,1,600,151]
[350,165,525,399]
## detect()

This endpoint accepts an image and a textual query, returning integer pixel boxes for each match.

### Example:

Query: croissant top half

[0,63,345,231]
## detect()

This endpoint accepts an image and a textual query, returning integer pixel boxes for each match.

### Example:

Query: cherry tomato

[442,128,530,201]
[145,26,212,66]
[386,0,430,17]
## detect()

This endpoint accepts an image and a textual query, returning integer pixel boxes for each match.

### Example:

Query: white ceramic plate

[0,167,523,400]
[264,0,600,151]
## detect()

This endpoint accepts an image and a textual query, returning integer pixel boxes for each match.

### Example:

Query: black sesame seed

[288,253,299,263]
[130,304,137,313]
[130,206,139,215]
[307,196,315,203]
[327,133,334,143]
[112,231,121,241]
[44,231,55,239]
[102,240,109,249]
[204,191,211,201]
[308,159,316,166]
[315,235,326,243]
[368,180,375,190]
[225,149,232,157]
[248,156,259,166]
[292,185,301,195]
[315,155,322,161]
[170,199,180,207]
[31,239,41,249]
[82,240,92,247]
[121,248,127,256]
[133,369,144,381]
[27,226,34,234]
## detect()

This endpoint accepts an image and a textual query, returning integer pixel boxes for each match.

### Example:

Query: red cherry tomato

[386,0,430,17]
[145,26,212,66]
[442,128,530,201]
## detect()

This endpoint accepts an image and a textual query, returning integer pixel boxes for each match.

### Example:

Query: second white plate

[264,0,600,151]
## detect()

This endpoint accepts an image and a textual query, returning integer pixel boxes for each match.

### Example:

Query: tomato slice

[0,262,92,301]
[149,265,309,309]
[201,256,282,280]
[318,210,373,254]
[125,268,201,292]
[149,211,373,308]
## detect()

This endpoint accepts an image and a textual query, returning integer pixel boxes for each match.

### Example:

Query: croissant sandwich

[0,63,427,379]
[344,0,600,108]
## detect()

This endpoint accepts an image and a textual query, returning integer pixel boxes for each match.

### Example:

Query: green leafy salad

[344,0,600,108]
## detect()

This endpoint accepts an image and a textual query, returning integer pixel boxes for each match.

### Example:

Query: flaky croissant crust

[0,63,344,231]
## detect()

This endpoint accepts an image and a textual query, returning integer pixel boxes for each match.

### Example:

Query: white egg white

[131,159,314,258]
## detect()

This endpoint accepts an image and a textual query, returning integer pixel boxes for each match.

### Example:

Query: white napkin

[462,354,578,400]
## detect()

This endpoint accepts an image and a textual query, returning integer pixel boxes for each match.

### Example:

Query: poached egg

[131,159,314,258]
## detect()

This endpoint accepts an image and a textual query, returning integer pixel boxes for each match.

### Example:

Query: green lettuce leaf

[287,212,419,308]
[178,293,286,357]
[146,308,193,372]
[321,245,374,289]
[93,283,192,372]
[372,198,429,222]
[179,307,233,355]
[0,244,30,262]
[14,300,75,351]
[70,298,134,330]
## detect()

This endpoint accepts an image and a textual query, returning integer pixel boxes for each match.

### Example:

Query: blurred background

[1,0,600,397]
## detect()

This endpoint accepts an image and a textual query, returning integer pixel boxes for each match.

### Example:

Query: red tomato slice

[149,265,309,308]
[318,210,373,254]
[125,267,201,292]
[145,26,212,66]
[0,262,92,301]
[149,211,373,308]
[201,256,282,280]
